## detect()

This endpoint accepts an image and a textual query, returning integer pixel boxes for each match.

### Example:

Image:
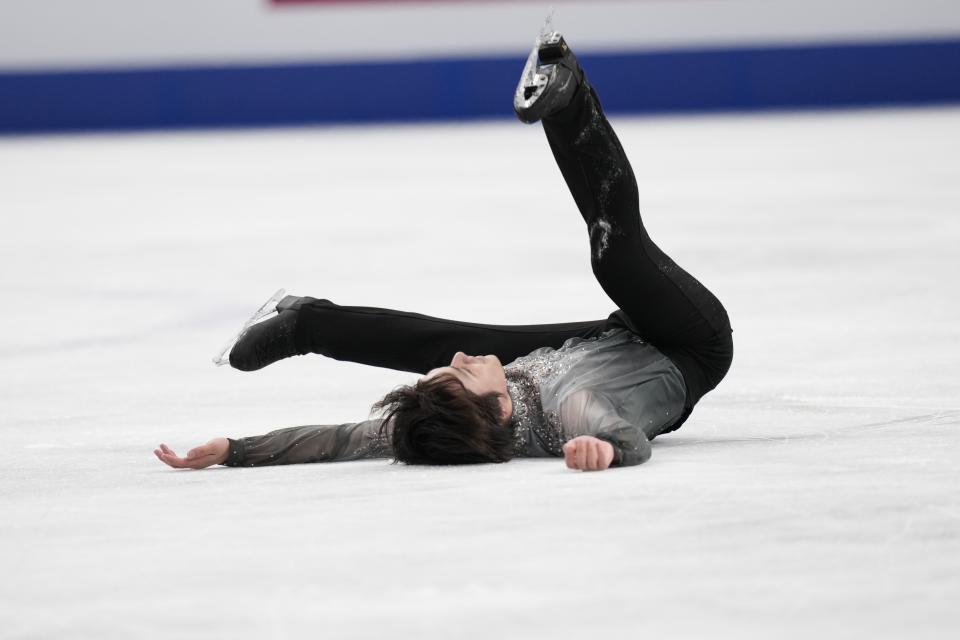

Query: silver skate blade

[212,288,287,367]
[514,38,543,111]
[514,32,562,112]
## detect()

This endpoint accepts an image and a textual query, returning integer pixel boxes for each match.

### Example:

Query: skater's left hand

[154,439,229,470]
[562,436,615,471]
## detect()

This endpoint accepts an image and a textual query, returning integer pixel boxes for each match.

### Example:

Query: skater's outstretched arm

[154,419,390,469]
[223,420,390,466]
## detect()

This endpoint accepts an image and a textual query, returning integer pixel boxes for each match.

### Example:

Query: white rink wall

[1,0,959,70]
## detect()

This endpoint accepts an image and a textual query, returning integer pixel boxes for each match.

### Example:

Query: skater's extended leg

[293,298,607,374]
[229,296,607,374]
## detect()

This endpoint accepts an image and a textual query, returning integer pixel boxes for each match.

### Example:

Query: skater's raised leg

[517,33,732,412]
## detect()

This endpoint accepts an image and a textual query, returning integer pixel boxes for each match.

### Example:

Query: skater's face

[424,352,513,422]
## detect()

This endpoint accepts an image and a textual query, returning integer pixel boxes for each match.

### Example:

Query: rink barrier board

[1,38,959,134]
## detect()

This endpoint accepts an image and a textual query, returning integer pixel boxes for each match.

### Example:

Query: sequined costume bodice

[503,328,686,464]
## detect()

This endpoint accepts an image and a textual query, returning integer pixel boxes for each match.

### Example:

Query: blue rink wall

[3,38,960,134]
[4,0,960,135]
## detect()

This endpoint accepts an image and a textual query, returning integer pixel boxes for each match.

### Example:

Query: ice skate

[227,307,304,372]
[513,32,585,124]
[213,289,315,370]
[212,289,287,367]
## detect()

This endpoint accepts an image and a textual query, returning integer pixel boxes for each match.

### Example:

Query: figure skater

[154,33,733,473]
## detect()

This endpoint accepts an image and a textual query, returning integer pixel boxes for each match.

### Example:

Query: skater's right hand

[154,439,229,469]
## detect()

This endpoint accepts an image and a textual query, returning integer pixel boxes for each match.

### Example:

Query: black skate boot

[212,289,314,371]
[228,308,303,372]
[513,32,585,124]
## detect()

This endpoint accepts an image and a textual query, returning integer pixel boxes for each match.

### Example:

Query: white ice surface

[1,109,958,639]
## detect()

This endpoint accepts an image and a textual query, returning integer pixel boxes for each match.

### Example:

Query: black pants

[295,84,733,431]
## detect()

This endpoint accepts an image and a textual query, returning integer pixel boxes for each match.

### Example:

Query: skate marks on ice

[2,109,960,638]
[0,307,230,358]
[656,399,960,450]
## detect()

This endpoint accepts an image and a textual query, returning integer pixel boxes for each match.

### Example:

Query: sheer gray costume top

[222,328,686,468]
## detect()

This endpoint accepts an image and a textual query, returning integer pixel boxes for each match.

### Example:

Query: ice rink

[1,107,958,639]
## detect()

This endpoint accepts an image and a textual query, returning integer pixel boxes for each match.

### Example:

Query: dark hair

[373,373,515,465]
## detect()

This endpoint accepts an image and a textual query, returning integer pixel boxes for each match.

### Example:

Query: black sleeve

[221,419,391,467]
